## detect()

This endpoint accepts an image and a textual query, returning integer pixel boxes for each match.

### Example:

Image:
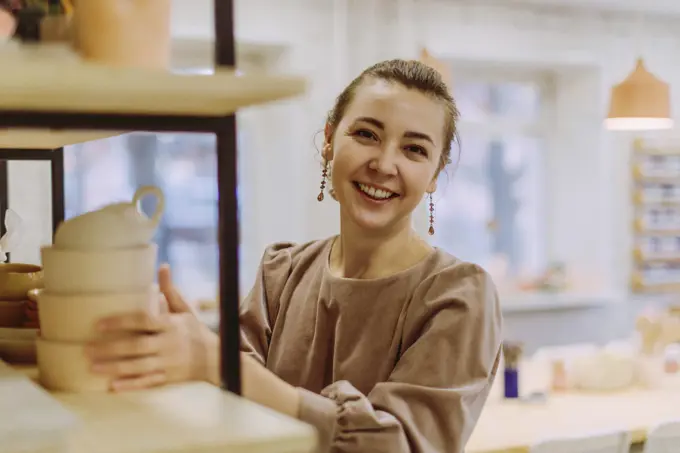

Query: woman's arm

[203,332,300,418]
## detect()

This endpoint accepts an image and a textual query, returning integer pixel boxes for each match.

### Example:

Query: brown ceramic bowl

[0,300,25,328]
[0,263,44,301]
[0,327,38,364]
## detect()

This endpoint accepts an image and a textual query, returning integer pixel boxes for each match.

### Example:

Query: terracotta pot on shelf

[71,0,172,69]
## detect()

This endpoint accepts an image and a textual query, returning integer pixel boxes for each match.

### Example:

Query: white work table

[3,362,317,453]
[466,361,680,453]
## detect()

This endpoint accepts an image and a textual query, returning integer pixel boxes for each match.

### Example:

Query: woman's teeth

[358,183,395,200]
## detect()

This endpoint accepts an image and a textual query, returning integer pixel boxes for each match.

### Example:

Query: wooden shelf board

[0,43,307,116]
[55,382,317,453]
[9,364,317,453]
[0,130,122,149]
[0,361,78,453]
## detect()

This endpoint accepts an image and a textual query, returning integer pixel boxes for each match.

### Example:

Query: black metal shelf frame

[0,0,242,394]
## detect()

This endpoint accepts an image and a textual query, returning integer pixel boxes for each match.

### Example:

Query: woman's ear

[322,123,334,162]
[324,123,332,143]
[322,142,334,162]
[427,174,438,194]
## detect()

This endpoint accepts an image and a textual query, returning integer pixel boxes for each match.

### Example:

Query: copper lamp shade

[606,58,673,131]
[419,48,451,87]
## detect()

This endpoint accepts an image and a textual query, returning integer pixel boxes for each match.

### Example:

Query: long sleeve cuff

[297,387,337,451]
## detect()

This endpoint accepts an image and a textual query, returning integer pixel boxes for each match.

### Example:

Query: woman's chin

[344,211,402,234]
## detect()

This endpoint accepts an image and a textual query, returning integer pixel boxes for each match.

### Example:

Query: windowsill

[500,292,619,313]
[196,293,673,323]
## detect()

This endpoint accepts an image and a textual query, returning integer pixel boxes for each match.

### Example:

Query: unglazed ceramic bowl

[37,286,160,342]
[40,244,157,294]
[36,338,110,392]
[0,327,38,364]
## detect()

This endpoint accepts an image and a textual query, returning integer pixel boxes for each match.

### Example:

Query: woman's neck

[329,217,433,279]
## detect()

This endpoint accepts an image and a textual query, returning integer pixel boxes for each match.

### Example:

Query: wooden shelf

[0,43,306,148]
[631,139,680,294]
[1,43,306,116]
[1,361,77,453]
[6,363,317,453]
[0,130,121,149]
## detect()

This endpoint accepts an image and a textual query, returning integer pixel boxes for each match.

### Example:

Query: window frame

[435,65,556,276]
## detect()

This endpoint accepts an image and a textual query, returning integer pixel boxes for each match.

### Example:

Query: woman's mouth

[353,182,399,202]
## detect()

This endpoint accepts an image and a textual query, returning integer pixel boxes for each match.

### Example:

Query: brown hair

[326,59,459,170]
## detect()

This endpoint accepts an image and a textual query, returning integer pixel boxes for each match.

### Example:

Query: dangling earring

[317,160,329,201]
[428,192,435,236]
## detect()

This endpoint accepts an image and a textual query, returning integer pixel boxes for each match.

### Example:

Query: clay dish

[0,263,44,301]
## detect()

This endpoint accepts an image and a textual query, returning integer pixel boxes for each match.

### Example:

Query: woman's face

[324,79,446,235]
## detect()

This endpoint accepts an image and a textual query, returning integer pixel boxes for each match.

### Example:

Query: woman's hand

[86,265,219,392]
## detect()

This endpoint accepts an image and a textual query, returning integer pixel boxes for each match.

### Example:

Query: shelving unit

[630,138,680,293]
[0,1,306,394]
[0,2,314,452]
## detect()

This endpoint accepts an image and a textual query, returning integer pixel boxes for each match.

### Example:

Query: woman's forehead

[344,80,446,140]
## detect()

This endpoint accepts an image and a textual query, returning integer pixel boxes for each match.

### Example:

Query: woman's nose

[368,148,398,176]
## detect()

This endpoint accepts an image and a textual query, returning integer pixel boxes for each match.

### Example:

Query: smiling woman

[83,59,503,453]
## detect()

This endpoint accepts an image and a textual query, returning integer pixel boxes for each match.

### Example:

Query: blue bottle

[502,341,523,399]
[503,366,519,399]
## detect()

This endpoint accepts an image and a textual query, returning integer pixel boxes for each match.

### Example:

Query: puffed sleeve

[296,264,503,453]
[239,242,296,365]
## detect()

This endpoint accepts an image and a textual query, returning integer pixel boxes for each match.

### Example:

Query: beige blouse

[240,237,503,453]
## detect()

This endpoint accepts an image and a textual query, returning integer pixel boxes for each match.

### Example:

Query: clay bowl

[0,300,25,328]
[0,327,38,364]
[0,263,44,301]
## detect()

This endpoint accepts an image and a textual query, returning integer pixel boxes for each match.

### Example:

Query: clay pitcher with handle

[54,186,165,250]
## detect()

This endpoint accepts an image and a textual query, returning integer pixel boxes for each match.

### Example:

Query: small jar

[551,359,568,392]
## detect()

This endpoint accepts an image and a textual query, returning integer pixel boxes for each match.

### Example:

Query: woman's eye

[354,129,376,140]
[406,145,427,156]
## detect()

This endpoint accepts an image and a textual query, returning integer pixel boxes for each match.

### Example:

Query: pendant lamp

[605,58,673,131]
[419,48,451,87]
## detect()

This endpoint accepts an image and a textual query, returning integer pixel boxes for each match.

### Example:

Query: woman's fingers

[97,310,170,334]
[87,333,164,361]
[92,355,163,378]
[111,371,167,392]
[158,264,193,314]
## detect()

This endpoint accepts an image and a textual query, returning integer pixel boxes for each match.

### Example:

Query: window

[64,132,232,304]
[62,56,266,306]
[432,73,550,279]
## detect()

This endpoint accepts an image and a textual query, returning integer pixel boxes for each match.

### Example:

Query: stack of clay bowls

[36,186,165,392]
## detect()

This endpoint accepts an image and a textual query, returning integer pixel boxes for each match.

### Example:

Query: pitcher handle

[133,185,165,227]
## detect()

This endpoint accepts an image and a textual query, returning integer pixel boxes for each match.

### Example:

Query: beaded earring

[317,160,329,202]
[428,192,435,236]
